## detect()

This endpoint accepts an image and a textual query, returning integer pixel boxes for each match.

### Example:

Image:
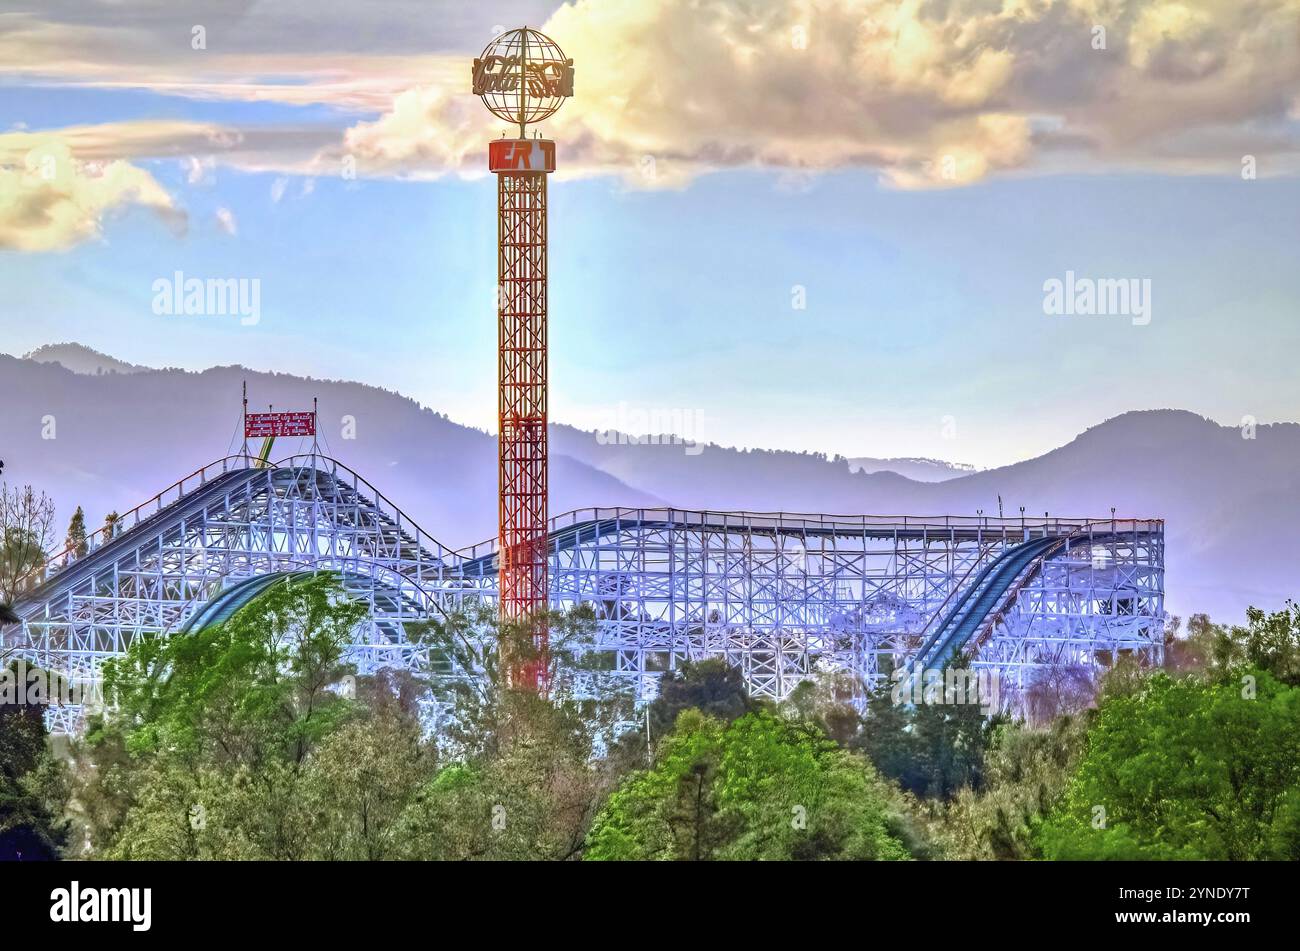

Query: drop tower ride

[472,28,574,688]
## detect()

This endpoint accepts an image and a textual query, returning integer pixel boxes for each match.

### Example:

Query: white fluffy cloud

[0,119,350,249]
[345,0,1300,187]
[215,206,238,235]
[0,139,182,252]
[2,0,1297,247]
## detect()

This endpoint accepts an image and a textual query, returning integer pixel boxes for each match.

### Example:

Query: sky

[1,0,1298,469]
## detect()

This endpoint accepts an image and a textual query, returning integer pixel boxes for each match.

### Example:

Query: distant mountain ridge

[24,343,146,376]
[846,456,977,482]
[2,344,1296,623]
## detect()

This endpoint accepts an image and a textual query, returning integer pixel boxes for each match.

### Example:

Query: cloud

[185,156,215,185]
[3,1,1298,192]
[215,206,237,235]
[344,0,1300,187]
[3,117,341,180]
[343,84,487,179]
[0,3,534,111]
[271,175,317,203]
[0,117,351,250]
[0,139,183,252]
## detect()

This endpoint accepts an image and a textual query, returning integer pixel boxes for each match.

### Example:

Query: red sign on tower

[245,411,315,438]
[488,139,557,173]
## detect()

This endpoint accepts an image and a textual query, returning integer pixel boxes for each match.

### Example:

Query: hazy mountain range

[3,343,1297,623]
[846,457,976,482]
[24,343,147,376]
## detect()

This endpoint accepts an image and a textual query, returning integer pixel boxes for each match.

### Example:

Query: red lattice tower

[473,28,574,689]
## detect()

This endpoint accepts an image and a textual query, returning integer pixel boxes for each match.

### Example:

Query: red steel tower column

[492,139,555,687]
[474,27,573,690]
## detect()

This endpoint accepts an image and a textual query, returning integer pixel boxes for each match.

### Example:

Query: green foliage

[780,672,866,747]
[79,596,640,861]
[96,693,432,861]
[286,697,432,860]
[1163,604,1300,687]
[97,572,365,767]
[60,571,1300,863]
[1266,786,1300,860]
[411,603,634,761]
[647,658,761,741]
[65,506,88,559]
[938,714,1091,860]
[1040,671,1300,860]
[0,663,70,859]
[1,528,45,602]
[76,573,432,859]
[586,709,915,861]
[1094,654,1149,704]
[396,605,636,859]
[393,699,610,860]
[856,680,1003,802]
[1217,603,1300,687]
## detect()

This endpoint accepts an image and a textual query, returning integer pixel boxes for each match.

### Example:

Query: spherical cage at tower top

[472,27,574,128]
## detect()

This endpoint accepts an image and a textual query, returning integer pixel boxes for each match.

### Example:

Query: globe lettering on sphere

[472,27,574,131]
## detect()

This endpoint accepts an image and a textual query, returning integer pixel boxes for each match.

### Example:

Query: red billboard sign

[488,139,556,173]
[245,411,315,438]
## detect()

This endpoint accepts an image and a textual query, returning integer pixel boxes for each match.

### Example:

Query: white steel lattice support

[5,456,1165,730]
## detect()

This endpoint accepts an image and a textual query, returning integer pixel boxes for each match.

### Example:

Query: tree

[1040,671,1300,860]
[1022,662,1097,726]
[392,696,613,860]
[1218,602,1300,687]
[0,483,55,602]
[585,709,917,861]
[101,572,364,766]
[409,602,634,762]
[293,704,432,860]
[1163,612,1222,674]
[647,658,760,741]
[1268,787,1300,860]
[80,595,640,861]
[78,573,375,857]
[938,714,1091,860]
[780,670,866,747]
[393,605,638,860]
[1163,603,1300,687]
[0,662,70,860]
[64,506,88,560]
[95,688,434,862]
[1094,653,1150,703]
[856,669,1003,802]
